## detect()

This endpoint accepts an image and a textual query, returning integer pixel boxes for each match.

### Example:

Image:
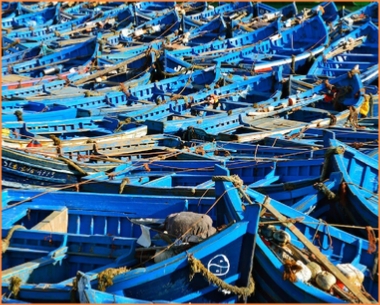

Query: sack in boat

[163,212,217,240]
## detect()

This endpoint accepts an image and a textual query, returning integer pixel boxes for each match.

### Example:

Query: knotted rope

[313,182,336,200]
[320,147,345,181]
[366,226,377,254]
[119,177,130,194]
[212,175,243,188]
[2,225,26,253]
[55,156,88,176]
[14,110,23,122]
[188,255,255,299]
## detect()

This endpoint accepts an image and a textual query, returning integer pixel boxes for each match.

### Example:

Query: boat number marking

[2,160,56,178]
[207,254,230,276]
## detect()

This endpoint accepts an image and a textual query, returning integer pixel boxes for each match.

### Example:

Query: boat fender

[27,139,42,148]
[273,230,291,246]
[360,94,370,116]
[306,261,322,279]
[261,225,276,239]
[263,13,276,21]
[2,129,10,137]
[295,260,312,283]
[288,97,296,106]
[134,29,145,37]
[284,19,292,28]
[343,17,354,27]
[44,66,62,75]
[336,264,364,288]
[150,25,161,34]
[315,271,336,291]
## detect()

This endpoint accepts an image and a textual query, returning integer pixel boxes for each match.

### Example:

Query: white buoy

[316,271,336,291]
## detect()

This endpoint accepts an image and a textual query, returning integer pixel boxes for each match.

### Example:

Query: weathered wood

[2,74,33,82]
[263,197,373,304]
[32,208,68,233]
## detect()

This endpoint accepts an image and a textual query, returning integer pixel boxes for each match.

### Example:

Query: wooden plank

[32,208,68,233]
[2,74,33,82]
[262,197,373,304]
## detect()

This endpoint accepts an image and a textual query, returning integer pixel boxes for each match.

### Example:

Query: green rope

[9,276,22,298]
[314,182,336,200]
[188,255,255,299]
[98,267,129,291]
[14,110,23,122]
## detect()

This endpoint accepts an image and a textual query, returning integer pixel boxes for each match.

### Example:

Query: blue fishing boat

[188,140,327,160]
[186,2,254,22]
[132,2,176,18]
[2,64,221,117]
[1,134,189,189]
[242,187,378,303]
[79,157,325,197]
[185,70,365,143]
[327,136,378,231]
[2,43,56,67]
[4,14,91,41]
[341,2,378,26]
[120,10,181,43]
[308,22,378,86]
[165,18,281,62]
[1,166,262,303]
[263,128,379,151]
[171,13,329,75]
[2,37,30,57]
[4,36,99,77]
[2,116,147,148]
[118,68,281,122]
[2,102,78,123]
[2,4,60,29]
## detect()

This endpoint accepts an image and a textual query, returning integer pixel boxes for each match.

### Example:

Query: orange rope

[366,226,377,254]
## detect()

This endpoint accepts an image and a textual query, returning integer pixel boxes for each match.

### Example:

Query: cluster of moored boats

[1,1,379,304]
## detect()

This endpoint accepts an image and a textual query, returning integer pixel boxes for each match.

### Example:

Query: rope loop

[188,254,255,299]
